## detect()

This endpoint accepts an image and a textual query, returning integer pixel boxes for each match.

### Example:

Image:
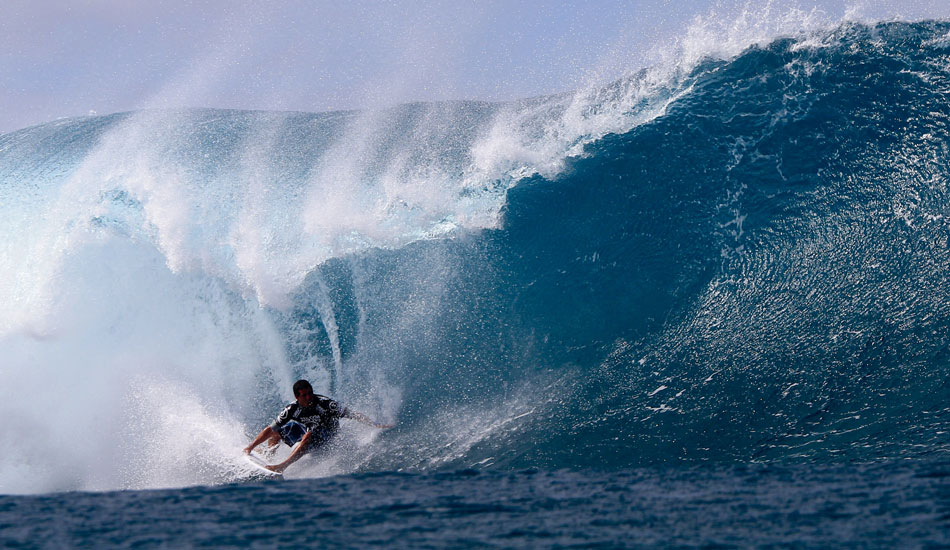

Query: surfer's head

[293,379,315,406]
[293,379,312,395]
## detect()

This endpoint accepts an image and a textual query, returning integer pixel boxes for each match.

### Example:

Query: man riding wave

[244,379,392,473]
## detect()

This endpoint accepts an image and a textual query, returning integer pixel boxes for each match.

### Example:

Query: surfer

[244,379,393,473]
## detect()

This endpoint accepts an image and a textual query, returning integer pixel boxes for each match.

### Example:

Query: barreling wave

[1,19,949,494]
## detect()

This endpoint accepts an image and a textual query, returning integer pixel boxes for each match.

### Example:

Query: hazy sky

[2,0,948,134]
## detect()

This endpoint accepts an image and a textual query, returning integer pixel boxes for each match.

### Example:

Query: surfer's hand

[243,446,252,455]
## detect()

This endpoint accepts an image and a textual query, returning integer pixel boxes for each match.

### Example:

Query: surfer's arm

[343,409,394,429]
[244,426,278,454]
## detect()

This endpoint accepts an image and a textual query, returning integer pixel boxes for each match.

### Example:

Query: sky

[1,0,949,134]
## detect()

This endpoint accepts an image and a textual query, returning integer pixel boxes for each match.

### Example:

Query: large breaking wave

[1,18,949,494]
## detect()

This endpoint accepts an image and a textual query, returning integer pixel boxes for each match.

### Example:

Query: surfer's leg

[268,431,314,473]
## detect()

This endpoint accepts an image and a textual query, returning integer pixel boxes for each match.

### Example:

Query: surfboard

[245,453,282,477]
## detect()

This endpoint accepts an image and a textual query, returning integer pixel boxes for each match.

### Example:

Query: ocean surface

[1,17,949,548]
[2,462,947,549]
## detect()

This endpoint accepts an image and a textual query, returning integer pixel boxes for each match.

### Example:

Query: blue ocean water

[2,462,948,548]
[1,18,949,548]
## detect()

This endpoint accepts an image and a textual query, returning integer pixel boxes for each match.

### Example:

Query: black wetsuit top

[270,395,348,446]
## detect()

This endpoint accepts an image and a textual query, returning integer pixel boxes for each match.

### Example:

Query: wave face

[2,20,950,493]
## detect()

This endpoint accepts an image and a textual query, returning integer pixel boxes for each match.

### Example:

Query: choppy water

[3,461,948,549]
[1,16,949,549]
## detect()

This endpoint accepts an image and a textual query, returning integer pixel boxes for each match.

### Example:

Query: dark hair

[292,379,313,396]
